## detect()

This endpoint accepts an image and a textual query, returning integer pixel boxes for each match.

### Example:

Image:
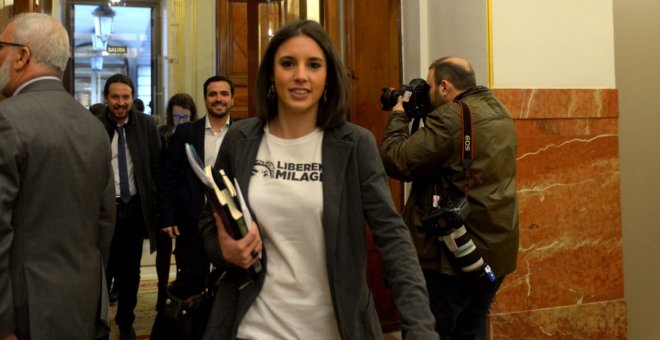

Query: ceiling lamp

[92,5,115,51]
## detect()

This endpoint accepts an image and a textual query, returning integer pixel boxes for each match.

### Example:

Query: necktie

[117,126,131,203]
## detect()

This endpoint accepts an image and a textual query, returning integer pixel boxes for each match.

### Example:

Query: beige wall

[426,0,488,86]
[613,0,660,338]
[403,0,615,88]
[401,0,488,86]
[165,0,216,114]
[492,0,615,88]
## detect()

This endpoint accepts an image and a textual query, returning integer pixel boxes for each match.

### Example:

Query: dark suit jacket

[199,118,438,340]
[157,118,206,233]
[0,79,116,339]
[97,106,161,251]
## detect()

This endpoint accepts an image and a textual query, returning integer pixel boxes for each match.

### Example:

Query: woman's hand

[213,212,262,269]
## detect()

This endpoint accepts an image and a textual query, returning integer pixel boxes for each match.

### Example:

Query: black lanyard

[455,100,482,198]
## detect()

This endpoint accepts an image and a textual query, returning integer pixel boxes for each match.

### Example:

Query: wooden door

[217,0,250,119]
[12,0,51,14]
[342,0,403,332]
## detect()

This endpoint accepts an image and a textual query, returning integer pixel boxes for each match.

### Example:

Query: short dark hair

[165,93,198,128]
[133,98,145,112]
[429,57,476,91]
[255,20,350,129]
[203,75,235,97]
[103,73,135,97]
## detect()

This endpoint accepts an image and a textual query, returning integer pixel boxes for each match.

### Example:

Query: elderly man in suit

[155,76,233,309]
[0,13,115,340]
[96,74,161,340]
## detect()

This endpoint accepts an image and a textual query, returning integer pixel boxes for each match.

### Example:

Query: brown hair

[163,93,198,138]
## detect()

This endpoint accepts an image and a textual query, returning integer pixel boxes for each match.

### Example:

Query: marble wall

[488,89,627,339]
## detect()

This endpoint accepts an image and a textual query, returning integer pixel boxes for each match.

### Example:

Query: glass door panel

[71,3,153,112]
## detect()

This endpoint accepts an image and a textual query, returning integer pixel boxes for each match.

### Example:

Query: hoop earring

[267,83,276,100]
[323,88,328,103]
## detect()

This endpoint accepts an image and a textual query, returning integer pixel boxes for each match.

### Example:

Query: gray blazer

[0,79,116,339]
[200,118,438,340]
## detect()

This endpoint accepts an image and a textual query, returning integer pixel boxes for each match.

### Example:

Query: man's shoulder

[131,111,158,132]
[168,119,203,144]
[0,85,56,111]
[463,91,513,122]
[0,86,84,118]
[133,110,154,123]
[1,91,108,142]
[0,95,23,116]
[426,101,462,132]
[179,118,206,133]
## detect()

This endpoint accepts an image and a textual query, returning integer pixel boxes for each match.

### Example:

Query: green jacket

[380,86,519,278]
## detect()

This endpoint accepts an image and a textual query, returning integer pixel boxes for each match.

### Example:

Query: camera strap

[455,100,482,198]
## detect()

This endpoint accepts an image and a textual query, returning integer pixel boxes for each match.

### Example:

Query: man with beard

[152,76,233,336]
[95,74,161,340]
[201,75,234,166]
[380,57,518,339]
[0,13,115,339]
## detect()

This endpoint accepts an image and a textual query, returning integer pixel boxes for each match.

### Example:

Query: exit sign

[107,45,128,54]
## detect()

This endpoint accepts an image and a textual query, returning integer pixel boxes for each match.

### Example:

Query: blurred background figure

[158,93,198,149]
[148,100,162,127]
[133,98,146,113]
[154,92,199,311]
[89,102,107,116]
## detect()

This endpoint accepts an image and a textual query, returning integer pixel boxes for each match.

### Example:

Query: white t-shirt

[237,126,341,340]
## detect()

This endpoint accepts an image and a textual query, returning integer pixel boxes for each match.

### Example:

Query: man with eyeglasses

[95,74,161,340]
[154,76,233,327]
[0,13,115,340]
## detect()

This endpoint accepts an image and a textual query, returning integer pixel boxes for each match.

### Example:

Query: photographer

[380,56,519,339]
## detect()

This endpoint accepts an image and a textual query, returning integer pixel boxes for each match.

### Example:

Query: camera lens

[380,87,400,111]
[379,78,433,118]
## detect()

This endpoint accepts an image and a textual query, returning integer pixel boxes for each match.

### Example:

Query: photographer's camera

[380,78,433,118]
[421,197,496,286]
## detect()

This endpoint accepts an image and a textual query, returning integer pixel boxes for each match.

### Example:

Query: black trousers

[156,232,172,280]
[172,222,206,276]
[107,196,147,327]
[423,269,504,340]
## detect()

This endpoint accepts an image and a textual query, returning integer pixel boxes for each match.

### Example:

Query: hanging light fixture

[92,5,115,48]
[90,56,104,72]
[91,5,115,73]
